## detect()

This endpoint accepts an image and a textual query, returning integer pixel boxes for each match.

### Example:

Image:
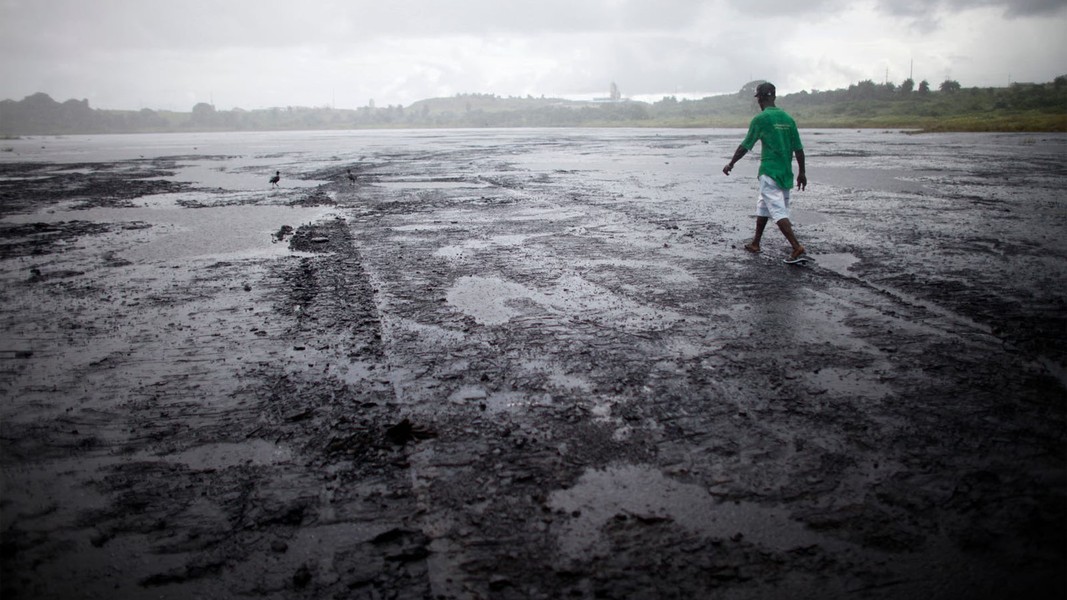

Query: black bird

[346,169,356,184]
[269,171,281,187]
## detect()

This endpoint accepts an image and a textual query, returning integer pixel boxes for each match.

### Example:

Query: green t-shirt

[740,106,803,190]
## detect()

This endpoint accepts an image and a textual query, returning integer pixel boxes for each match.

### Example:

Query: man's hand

[797,173,807,190]
[724,145,747,176]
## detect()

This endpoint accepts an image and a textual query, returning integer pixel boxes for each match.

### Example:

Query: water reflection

[3,204,335,262]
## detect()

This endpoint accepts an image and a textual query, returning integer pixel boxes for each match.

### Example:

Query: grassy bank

[586,111,1066,132]
[787,108,1066,132]
[3,78,1066,134]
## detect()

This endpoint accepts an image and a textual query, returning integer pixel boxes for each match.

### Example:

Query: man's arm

[723,145,748,176]
[795,149,807,190]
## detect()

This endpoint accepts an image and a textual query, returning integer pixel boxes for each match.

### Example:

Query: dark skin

[722,94,807,259]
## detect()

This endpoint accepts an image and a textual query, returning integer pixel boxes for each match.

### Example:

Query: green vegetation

[781,78,1067,132]
[2,78,1065,135]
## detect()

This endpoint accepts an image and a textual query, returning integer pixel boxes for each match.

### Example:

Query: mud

[1,130,1065,599]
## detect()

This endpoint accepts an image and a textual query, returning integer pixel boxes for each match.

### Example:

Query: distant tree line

[775,76,1067,130]
[2,77,1065,135]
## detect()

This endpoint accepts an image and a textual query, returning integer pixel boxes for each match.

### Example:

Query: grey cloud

[1,0,712,56]
[349,0,710,36]
[726,0,854,16]
[3,0,1064,110]
[876,0,1067,18]
[868,0,1067,35]
[996,0,1067,17]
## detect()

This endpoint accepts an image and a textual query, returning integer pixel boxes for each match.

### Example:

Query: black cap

[754,82,776,98]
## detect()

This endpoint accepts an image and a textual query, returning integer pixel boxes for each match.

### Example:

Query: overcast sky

[2,0,1064,111]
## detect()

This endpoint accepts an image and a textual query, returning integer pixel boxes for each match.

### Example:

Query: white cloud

[1,0,1063,110]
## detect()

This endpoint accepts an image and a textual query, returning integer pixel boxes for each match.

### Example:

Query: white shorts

[755,175,791,223]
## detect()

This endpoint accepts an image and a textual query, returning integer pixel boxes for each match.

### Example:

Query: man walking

[723,82,809,264]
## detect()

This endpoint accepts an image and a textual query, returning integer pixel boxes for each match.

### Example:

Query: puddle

[3,204,336,263]
[576,258,698,284]
[164,159,328,191]
[152,439,293,469]
[377,179,491,190]
[815,166,933,193]
[0,175,54,182]
[790,208,830,225]
[130,191,227,209]
[433,238,497,261]
[546,370,594,393]
[448,385,547,413]
[814,252,860,276]
[446,274,682,330]
[548,463,848,561]
[446,277,531,326]
[806,367,893,399]
[434,233,545,261]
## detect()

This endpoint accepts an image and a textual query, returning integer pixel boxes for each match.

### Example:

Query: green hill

[2,78,1065,135]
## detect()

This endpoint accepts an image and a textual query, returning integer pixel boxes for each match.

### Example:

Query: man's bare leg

[747,216,769,253]
[776,218,806,259]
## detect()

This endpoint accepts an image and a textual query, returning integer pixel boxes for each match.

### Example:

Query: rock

[385,418,437,445]
[293,564,312,588]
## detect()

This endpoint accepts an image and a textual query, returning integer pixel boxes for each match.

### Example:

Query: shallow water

[548,463,852,561]
[3,204,335,262]
[6,127,1063,196]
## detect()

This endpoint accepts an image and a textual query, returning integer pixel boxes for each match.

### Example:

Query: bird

[346,169,357,184]
[269,171,281,187]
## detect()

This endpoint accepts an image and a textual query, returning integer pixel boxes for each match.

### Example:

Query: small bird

[269,171,281,187]
[346,169,356,184]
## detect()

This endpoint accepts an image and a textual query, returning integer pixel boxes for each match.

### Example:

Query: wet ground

[1,129,1065,599]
